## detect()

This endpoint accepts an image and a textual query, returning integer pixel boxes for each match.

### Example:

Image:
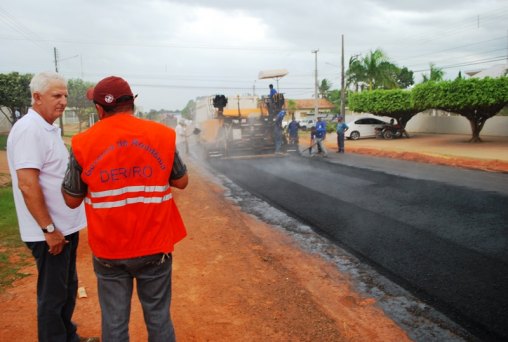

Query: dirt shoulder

[324,133,508,173]
[0,133,506,340]
[0,162,410,341]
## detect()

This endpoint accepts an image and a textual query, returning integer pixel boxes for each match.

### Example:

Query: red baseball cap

[86,76,135,107]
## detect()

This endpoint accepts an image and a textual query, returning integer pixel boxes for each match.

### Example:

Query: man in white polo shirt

[7,72,94,342]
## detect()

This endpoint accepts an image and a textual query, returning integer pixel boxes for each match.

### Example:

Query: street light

[311,49,319,117]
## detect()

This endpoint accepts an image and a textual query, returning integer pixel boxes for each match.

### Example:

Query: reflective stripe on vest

[85,184,172,209]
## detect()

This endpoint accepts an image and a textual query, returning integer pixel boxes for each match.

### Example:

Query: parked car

[298,119,316,130]
[347,117,389,140]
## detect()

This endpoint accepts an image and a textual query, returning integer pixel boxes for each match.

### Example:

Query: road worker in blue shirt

[315,117,328,157]
[274,110,286,154]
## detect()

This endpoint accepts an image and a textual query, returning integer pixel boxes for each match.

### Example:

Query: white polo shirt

[7,109,87,242]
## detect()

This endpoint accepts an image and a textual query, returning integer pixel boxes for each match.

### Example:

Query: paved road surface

[210,154,508,341]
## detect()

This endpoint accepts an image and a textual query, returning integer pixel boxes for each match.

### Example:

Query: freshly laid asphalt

[208,135,508,341]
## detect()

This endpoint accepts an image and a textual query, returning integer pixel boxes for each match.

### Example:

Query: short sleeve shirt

[336,122,349,135]
[315,121,327,138]
[7,109,87,242]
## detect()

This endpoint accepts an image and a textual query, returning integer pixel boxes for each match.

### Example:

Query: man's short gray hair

[29,72,67,105]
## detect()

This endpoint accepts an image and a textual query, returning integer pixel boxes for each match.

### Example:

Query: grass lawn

[0,187,31,291]
[0,134,6,150]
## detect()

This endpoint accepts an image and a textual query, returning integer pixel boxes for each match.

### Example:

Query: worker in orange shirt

[62,76,188,342]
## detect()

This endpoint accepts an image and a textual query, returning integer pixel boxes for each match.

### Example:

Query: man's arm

[171,173,188,189]
[62,149,87,209]
[170,149,188,189]
[17,169,52,226]
[17,168,67,255]
[62,191,85,209]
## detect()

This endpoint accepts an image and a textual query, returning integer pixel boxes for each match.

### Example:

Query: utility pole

[312,49,319,117]
[53,47,65,137]
[340,35,346,120]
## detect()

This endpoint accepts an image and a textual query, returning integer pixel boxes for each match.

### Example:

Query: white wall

[346,111,508,137]
[406,112,508,136]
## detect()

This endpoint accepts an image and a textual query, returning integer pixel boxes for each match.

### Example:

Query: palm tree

[346,49,399,91]
[422,63,444,82]
[362,49,403,90]
[318,79,332,98]
[346,56,365,91]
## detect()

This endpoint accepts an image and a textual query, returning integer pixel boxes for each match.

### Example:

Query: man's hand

[45,229,68,255]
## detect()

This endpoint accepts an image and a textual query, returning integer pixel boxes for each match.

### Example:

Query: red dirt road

[0,162,410,341]
[0,133,506,341]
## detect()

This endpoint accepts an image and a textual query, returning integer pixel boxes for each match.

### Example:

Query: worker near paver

[6,72,93,342]
[267,84,279,116]
[274,109,286,154]
[61,76,188,341]
[336,115,349,153]
[315,117,328,157]
[307,125,323,156]
[287,115,300,146]
[268,84,277,99]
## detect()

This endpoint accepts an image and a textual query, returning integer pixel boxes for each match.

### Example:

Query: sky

[1,0,507,112]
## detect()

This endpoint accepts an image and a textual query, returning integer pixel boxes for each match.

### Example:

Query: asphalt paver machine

[203,69,288,158]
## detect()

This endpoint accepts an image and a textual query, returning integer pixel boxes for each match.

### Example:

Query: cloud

[0,0,506,110]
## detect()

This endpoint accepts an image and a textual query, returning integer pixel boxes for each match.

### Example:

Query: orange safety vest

[72,113,186,259]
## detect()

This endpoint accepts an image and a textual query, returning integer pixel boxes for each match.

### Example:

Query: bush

[0,187,30,291]
[0,134,7,150]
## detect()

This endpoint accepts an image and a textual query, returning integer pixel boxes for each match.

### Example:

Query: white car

[298,119,316,130]
[347,117,389,140]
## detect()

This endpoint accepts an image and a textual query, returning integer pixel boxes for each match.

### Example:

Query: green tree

[145,109,159,121]
[67,79,96,132]
[412,77,508,142]
[349,89,418,128]
[421,63,444,83]
[0,72,32,125]
[318,79,332,98]
[346,55,366,91]
[396,67,415,89]
[326,89,342,113]
[360,49,393,90]
[181,100,195,121]
[286,99,298,119]
[346,49,403,91]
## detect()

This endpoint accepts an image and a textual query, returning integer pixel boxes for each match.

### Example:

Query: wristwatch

[41,223,55,234]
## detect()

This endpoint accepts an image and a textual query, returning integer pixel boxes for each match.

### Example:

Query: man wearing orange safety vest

[61,76,188,342]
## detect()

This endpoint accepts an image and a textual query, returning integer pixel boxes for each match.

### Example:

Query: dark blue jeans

[26,231,80,342]
[337,133,345,152]
[274,128,283,152]
[93,253,175,342]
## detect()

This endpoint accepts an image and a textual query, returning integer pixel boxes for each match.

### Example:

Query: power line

[130,83,313,91]
[0,5,49,51]
[401,7,508,44]
[413,56,507,72]
[404,48,507,69]
[0,35,302,53]
[394,36,506,63]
